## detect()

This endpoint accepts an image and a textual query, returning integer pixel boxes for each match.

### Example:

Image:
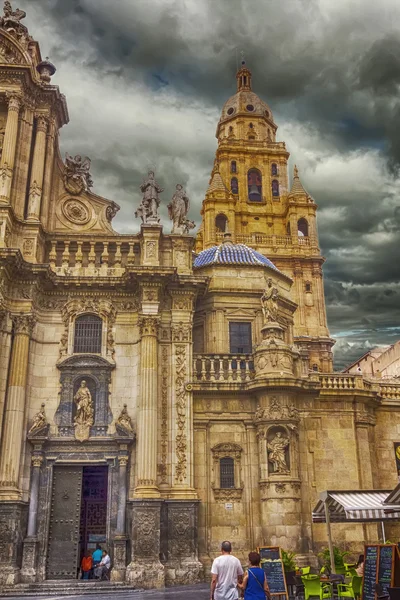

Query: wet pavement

[1,583,210,600]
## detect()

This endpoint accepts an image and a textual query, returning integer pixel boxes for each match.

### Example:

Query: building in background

[0,3,399,591]
[344,342,400,378]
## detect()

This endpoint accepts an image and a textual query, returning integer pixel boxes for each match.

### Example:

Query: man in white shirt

[94,550,111,580]
[210,541,244,600]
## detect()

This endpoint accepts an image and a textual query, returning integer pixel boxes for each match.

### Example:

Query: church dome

[193,239,279,270]
[220,90,274,124]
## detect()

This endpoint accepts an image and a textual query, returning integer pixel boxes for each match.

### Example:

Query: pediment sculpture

[64,153,93,195]
[115,404,135,437]
[135,170,163,224]
[28,403,49,437]
[167,183,195,234]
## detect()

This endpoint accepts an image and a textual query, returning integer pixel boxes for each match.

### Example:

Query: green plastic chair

[302,574,332,600]
[337,575,363,600]
[301,567,311,575]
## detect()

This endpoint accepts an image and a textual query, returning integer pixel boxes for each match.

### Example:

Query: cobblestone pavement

[0,583,210,600]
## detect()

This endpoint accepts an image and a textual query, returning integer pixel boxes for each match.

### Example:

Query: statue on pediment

[116,404,134,436]
[168,184,193,234]
[64,153,93,195]
[28,403,48,436]
[261,278,279,323]
[136,170,163,224]
[1,1,27,36]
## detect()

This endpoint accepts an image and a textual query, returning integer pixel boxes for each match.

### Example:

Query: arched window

[231,177,238,194]
[220,457,235,488]
[286,222,291,235]
[271,163,278,176]
[305,282,312,293]
[247,168,262,201]
[74,314,102,354]
[215,214,228,233]
[312,364,319,372]
[231,161,237,173]
[272,179,280,197]
[297,218,309,237]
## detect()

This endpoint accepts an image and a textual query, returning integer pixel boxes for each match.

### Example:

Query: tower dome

[194,234,279,271]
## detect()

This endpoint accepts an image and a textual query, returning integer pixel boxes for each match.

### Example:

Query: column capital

[34,114,49,133]
[31,455,43,468]
[118,456,129,467]
[6,92,23,112]
[171,322,192,343]
[12,313,35,336]
[138,315,159,337]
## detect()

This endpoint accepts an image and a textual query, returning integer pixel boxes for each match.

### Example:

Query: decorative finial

[240,50,245,66]
[37,57,56,83]
[294,165,299,178]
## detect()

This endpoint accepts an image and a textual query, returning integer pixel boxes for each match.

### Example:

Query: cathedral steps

[0,580,141,597]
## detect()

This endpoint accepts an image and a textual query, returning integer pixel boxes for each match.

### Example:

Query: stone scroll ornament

[167,184,195,234]
[73,380,94,442]
[64,153,93,195]
[135,170,163,224]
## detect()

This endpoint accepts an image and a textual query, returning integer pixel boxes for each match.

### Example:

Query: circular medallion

[62,198,90,225]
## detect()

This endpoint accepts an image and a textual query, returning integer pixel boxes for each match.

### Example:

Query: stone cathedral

[0,3,400,591]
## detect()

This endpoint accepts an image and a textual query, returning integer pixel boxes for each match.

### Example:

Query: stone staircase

[0,580,142,597]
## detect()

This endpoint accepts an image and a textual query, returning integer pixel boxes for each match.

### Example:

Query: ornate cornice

[212,487,243,503]
[211,442,243,460]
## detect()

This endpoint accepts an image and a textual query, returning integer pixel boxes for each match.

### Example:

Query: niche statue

[74,380,94,442]
[267,430,290,474]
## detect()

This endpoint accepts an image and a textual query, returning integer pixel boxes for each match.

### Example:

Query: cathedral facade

[0,4,400,591]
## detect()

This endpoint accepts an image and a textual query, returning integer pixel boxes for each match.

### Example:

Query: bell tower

[196,62,334,371]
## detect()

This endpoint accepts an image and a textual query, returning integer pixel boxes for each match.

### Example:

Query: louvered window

[220,457,235,488]
[74,315,102,354]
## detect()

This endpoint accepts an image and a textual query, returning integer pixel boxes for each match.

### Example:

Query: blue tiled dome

[193,242,279,270]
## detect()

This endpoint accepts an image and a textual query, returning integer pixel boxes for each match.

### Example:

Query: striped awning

[384,484,400,505]
[312,490,400,523]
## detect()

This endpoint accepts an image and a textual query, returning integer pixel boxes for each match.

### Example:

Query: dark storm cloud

[19,0,400,369]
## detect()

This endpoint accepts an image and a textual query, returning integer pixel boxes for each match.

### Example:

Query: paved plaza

[0,584,211,600]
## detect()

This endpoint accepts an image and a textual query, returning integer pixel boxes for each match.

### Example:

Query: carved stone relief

[175,345,187,483]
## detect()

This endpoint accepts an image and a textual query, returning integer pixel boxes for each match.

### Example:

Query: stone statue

[116,404,134,435]
[167,184,191,234]
[255,404,265,421]
[64,153,93,195]
[74,380,94,442]
[28,403,47,435]
[261,278,279,323]
[1,1,27,33]
[135,170,163,224]
[267,431,290,474]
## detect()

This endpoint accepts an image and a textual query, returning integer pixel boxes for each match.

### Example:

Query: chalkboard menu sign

[362,545,400,600]
[378,545,394,595]
[362,545,378,600]
[257,546,288,598]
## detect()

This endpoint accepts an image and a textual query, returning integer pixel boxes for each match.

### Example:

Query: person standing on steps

[210,540,244,600]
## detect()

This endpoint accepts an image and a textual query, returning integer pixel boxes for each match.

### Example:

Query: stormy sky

[21,0,400,370]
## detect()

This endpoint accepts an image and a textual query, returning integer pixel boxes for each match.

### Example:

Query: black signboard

[259,547,281,561]
[378,545,394,595]
[262,559,287,596]
[362,545,378,600]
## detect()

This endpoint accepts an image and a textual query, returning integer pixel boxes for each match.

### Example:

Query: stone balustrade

[46,238,139,275]
[318,373,362,390]
[378,382,400,399]
[193,354,254,383]
[214,232,318,250]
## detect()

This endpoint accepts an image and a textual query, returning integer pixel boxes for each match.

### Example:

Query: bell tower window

[297,218,309,237]
[247,169,262,202]
[231,177,238,194]
[215,214,228,233]
[271,163,278,176]
[272,179,280,197]
[231,161,237,173]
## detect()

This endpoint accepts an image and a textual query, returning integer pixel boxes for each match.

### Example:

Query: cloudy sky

[21,0,400,369]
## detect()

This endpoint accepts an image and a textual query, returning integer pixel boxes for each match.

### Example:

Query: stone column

[111,455,129,582]
[11,103,35,219]
[0,93,22,204]
[0,314,35,500]
[21,455,43,583]
[26,115,48,221]
[40,117,56,228]
[134,316,160,498]
[355,408,379,542]
[0,311,12,448]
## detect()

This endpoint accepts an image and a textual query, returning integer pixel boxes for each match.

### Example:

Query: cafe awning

[312,490,400,523]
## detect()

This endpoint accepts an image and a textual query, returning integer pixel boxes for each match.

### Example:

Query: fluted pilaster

[0,314,35,500]
[134,316,160,498]
[0,93,22,204]
[26,116,48,221]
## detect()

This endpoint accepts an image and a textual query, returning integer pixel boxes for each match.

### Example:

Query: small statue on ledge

[168,183,194,234]
[28,403,48,436]
[115,404,134,436]
[1,1,27,35]
[64,153,93,195]
[261,278,279,323]
[135,170,163,224]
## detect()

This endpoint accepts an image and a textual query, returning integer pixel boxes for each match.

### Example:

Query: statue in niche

[28,403,48,435]
[73,380,94,442]
[135,170,163,224]
[116,404,134,436]
[267,430,290,474]
[167,184,194,234]
[64,153,93,195]
[261,277,279,323]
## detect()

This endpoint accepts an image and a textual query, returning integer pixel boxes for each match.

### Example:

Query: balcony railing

[193,354,254,383]
[214,232,318,248]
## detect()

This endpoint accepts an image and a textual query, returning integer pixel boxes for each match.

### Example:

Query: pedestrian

[92,543,102,570]
[94,549,111,580]
[240,552,270,599]
[355,554,364,577]
[80,551,92,580]
[210,540,244,600]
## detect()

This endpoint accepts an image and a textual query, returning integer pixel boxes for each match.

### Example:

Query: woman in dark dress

[240,552,270,599]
